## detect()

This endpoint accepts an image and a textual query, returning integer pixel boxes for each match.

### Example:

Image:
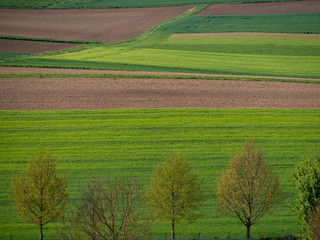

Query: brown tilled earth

[197,0,320,15]
[0,6,191,43]
[1,76,319,110]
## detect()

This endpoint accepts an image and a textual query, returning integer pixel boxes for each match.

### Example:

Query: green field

[0,0,298,9]
[1,109,319,239]
[4,30,319,78]
[160,13,320,34]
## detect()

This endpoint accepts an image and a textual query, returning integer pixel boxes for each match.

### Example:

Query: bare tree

[62,177,148,240]
[215,141,283,238]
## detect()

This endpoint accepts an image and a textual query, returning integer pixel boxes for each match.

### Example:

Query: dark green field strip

[0,53,32,60]
[0,109,319,239]
[0,73,319,83]
[0,0,62,9]
[0,35,101,44]
[159,13,320,34]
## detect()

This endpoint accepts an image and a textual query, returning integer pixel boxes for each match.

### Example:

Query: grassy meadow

[1,109,320,239]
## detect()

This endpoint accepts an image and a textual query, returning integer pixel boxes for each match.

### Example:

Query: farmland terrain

[0,0,306,9]
[1,2,319,78]
[0,0,319,239]
[1,76,319,110]
[197,0,320,15]
[0,7,191,43]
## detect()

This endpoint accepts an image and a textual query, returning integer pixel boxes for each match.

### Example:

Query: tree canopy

[12,150,68,240]
[293,155,320,236]
[145,153,205,239]
[216,141,283,238]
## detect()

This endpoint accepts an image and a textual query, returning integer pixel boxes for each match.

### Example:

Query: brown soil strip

[1,77,319,110]
[1,67,319,81]
[0,39,81,54]
[197,1,320,15]
[0,6,192,43]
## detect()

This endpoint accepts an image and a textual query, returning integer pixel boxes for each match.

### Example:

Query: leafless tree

[61,177,148,240]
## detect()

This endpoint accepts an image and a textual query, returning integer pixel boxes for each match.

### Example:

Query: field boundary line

[0,73,319,84]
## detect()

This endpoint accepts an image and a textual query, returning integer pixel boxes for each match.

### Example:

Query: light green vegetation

[158,33,320,56]
[160,13,320,34]
[0,0,298,9]
[5,31,319,78]
[1,109,319,239]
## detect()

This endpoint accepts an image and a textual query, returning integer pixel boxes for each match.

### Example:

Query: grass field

[0,0,297,9]
[159,13,320,34]
[1,109,319,239]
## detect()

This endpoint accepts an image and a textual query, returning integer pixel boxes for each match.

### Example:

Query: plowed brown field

[197,0,320,15]
[1,76,319,110]
[0,6,191,43]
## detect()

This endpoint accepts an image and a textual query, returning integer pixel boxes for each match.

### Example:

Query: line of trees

[11,141,320,240]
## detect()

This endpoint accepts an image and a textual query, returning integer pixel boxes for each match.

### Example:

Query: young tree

[216,141,283,239]
[12,150,68,240]
[293,155,320,235]
[145,153,205,239]
[308,206,320,240]
[62,177,148,240]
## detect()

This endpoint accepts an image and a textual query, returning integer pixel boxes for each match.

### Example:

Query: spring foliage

[11,150,67,239]
[293,155,320,234]
[216,141,283,238]
[145,153,205,239]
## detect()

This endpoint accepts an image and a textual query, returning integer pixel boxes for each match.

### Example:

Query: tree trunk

[246,224,250,239]
[171,218,175,239]
[39,224,43,240]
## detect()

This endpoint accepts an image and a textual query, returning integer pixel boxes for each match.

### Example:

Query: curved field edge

[0,108,319,239]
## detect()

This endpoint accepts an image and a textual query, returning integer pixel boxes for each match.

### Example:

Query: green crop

[159,13,320,34]
[1,109,319,239]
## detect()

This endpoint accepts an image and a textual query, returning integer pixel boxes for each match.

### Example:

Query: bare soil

[1,76,319,110]
[0,39,81,54]
[0,6,192,43]
[197,1,320,15]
